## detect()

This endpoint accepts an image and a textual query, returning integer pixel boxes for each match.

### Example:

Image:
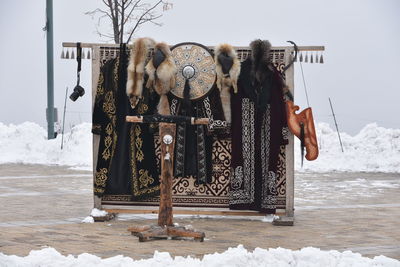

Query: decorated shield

[170,42,216,100]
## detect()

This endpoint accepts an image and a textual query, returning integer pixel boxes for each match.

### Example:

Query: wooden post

[158,123,176,227]
[91,46,102,210]
[273,47,295,226]
[127,115,207,242]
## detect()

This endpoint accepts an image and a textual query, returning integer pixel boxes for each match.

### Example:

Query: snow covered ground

[0,122,92,170]
[0,121,399,173]
[297,122,400,173]
[1,245,399,267]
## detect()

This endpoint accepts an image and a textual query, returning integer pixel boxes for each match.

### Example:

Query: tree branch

[126,0,163,43]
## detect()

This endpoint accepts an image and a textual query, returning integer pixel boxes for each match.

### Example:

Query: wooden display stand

[126,115,208,242]
[61,42,325,227]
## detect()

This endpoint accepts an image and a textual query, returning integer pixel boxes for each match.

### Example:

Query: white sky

[0,0,399,134]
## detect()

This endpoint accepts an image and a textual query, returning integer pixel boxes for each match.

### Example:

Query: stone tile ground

[0,164,399,259]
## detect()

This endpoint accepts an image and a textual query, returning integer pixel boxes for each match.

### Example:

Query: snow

[0,122,92,171]
[90,208,108,217]
[81,216,94,224]
[0,121,399,173]
[297,123,400,173]
[0,245,398,267]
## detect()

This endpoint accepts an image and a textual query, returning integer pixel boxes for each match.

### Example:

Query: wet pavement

[0,164,399,259]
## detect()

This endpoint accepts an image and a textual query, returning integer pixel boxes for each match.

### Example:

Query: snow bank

[0,122,92,170]
[0,121,399,173]
[0,245,398,267]
[297,123,400,173]
[81,216,94,224]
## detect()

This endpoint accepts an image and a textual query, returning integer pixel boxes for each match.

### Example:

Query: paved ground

[0,164,399,260]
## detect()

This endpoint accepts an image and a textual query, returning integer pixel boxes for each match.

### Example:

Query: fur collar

[145,42,177,115]
[126,37,155,108]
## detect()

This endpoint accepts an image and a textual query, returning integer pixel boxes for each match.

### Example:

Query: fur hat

[214,43,240,123]
[126,37,156,109]
[249,39,271,85]
[214,43,240,94]
[145,42,177,115]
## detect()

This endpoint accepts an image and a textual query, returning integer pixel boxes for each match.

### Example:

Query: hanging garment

[92,44,160,200]
[167,42,226,185]
[169,89,225,185]
[230,40,289,214]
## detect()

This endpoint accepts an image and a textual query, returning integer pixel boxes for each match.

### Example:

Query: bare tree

[86,0,173,44]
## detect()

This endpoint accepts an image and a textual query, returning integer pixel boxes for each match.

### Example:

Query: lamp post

[45,0,55,139]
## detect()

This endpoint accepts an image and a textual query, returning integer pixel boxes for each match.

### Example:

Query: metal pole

[328,97,344,152]
[61,87,68,149]
[46,0,55,139]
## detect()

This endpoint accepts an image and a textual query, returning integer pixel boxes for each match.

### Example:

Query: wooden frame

[62,42,325,223]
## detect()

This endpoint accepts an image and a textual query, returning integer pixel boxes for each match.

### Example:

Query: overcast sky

[0,0,399,134]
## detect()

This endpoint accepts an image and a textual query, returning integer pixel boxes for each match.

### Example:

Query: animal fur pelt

[126,37,156,109]
[214,43,240,123]
[249,39,272,85]
[145,42,177,115]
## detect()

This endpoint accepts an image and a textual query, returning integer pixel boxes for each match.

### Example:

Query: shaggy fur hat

[145,42,177,115]
[214,43,240,94]
[249,39,271,85]
[126,37,156,109]
[214,43,240,123]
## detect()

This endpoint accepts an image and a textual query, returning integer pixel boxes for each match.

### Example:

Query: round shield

[170,42,216,100]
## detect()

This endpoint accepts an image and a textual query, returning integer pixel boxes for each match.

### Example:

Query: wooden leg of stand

[128,225,151,234]
[167,226,205,242]
[158,123,175,227]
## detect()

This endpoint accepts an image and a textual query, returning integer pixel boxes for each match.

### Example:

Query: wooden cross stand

[126,115,208,242]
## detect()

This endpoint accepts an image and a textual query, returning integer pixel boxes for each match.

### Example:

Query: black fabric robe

[229,58,288,214]
[92,45,160,200]
[169,87,225,184]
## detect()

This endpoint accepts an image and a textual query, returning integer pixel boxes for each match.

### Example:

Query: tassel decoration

[305,52,308,63]
[65,50,70,59]
[310,53,314,63]
[87,49,91,59]
[183,79,191,113]
[299,52,303,62]
[320,53,324,64]
[82,49,85,59]
[315,53,319,63]
[71,50,75,59]
[300,122,305,167]
[61,49,65,59]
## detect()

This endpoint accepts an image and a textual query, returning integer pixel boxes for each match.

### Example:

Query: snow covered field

[1,245,399,267]
[0,121,399,173]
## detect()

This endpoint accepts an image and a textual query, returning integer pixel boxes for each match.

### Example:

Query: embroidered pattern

[137,102,148,114]
[203,97,227,130]
[282,126,289,142]
[197,125,207,184]
[102,123,113,160]
[231,166,243,190]
[130,125,159,197]
[174,123,186,176]
[260,107,276,209]
[94,168,108,194]
[203,97,215,130]
[170,98,178,115]
[134,125,144,162]
[103,91,116,116]
[138,169,155,189]
[96,72,105,96]
[229,98,255,205]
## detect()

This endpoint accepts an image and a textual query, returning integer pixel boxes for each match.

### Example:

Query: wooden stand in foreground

[126,115,207,242]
